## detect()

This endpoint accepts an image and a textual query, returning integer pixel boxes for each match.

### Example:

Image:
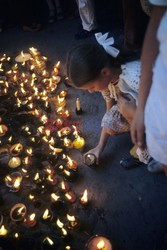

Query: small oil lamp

[66,214,79,230]
[85,235,113,250]
[84,153,97,167]
[22,156,32,167]
[0,225,8,237]
[59,90,67,98]
[61,110,70,119]
[46,175,58,186]
[9,143,23,156]
[56,95,66,108]
[5,172,22,191]
[59,181,69,193]
[8,157,21,168]
[80,189,88,205]
[44,165,55,176]
[55,164,65,174]
[65,191,76,203]
[64,137,73,149]
[26,213,37,227]
[59,127,72,136]
[21,125,32,136]
[73,136,85,151]
[10,203,27,222]
[0,125,8,137]
[34,172,42,184]
[63,169,78,182]
[40,114,48,124]
[41,209,53,224]
[26,147,33,156]
[66,156,77,170]
[50,193,65,213]
[15,51,31,63]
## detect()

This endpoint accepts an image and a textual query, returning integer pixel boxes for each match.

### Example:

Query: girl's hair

[66,43,121,87]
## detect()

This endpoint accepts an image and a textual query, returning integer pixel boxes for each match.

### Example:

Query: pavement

[0,17,167,250]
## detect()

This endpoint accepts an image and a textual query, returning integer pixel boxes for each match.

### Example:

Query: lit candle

[50,193,65,212]
[63,169,78,182]
[8,157,21,168]
[15,51,31,63]
[80,189,88,205]
[73,136,85,151]
[0,225,8,236]
[22,156,32,167]
[66,156,77,170]
[56,95,66,108]
[61,110,70,119]
[26,147,33,156]
[5,172,22,192]
[64,137,73,149]
[46,175,57,186]
[9,143,23,156]
[59,90,67,98]
[43,237,55,249]
[59,181,69,193]
[0,125,8,137]
[10,203,27,222]
[84,153,97,167]
[41,209,53,224]
[67,214,79,230]
[26,213,37,227]
[86,235,112,250]
[65,191,76,203]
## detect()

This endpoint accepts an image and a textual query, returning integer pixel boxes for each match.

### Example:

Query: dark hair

[66,43,121,87]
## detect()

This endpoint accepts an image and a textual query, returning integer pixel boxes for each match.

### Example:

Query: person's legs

[75,0,97,39]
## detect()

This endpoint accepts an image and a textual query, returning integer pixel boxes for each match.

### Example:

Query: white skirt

[145,54,167,164]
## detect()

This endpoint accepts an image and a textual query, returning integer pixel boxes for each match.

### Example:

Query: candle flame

[21,51,25,58]
[66,247,71,250]
[66,214,75,222]
[61,181,66,190]
[26,147,33,155]
[13,177,21,188]
[43,209,50,219]
[49,137,55,145]
[14,143,22,152]
[65,193,72,200]
[40,114,48,124]
[34,173,39,180]
[56,61,60,68]
[21,168,27,173]
[8,136,12,143]
[62,228,67,236]
[81,189,88,203]
[29,194,35,200]
[0,225,8,236]
[67,156,73,166]
[0,126,3,133]
[5,175,12,182]
[29,213,36,221]
[37,126,44,134]
[14,233,19,238]
[45,130,50,137]
[17,206,25,215]
[64,170,70,176]
[97,240,105,249]
[51,193,60,202]
[44,237,54,245]
[47,175,53,182]
[56,219,64,228]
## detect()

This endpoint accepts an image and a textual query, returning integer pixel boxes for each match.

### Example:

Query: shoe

[120,156,142,170]
[75,28,97,40]
[147,159,164,173]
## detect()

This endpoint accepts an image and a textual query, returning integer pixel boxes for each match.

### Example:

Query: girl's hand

[84,145,103,165]
[130,108,146,149]
[117,95,136,121]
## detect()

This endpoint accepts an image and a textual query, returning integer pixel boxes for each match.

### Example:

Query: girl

[66,43,149,166]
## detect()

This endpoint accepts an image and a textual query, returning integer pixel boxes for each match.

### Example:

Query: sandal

[147,159,164,173]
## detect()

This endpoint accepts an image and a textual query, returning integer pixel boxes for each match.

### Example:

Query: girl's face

[79,67,113,93]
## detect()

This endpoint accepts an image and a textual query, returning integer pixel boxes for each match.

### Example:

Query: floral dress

[101,60,140,134]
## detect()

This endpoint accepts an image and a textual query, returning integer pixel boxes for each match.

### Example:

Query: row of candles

[0,49,112,250]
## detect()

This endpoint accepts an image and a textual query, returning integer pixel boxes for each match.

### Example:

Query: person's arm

[106,99,115,111]
[131,6,166,148]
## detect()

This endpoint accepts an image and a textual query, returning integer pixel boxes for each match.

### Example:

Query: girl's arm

[131,6,166,148]
[106,99,115,111]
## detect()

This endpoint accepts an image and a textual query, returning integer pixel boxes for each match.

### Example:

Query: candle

[15,51,31,63]
[64,137,73,149]
[59,181,69,193]
[5,172,22,191]
[63,169,78,182]
[65,191,76,203]
[10,203,27,222]
[26,147,33,156]
[22,156,32,167]
[80,189,88,205]
[50,193,65,212]
[55,164,65,174]
[0,225,8,236]
[10,143,23,156]
[67,214,79,230]
[8,157,21,168]
[59,127,72,136]
[41,209,53,224]
[73,136,85,151]
[86,235,112,250]
[26,213,37,227]
[56,95,66,108]
[52,75,61,84]
[44,165,55,176]
[46,175,57,186]
[84,153,96,167]
[76,98,83,115]
[61,110,70,119]
[59,90,67,98]
[0,125,8,137]
[66,156,77,170]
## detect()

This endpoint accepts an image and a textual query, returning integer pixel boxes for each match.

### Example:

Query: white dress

[145,1,167,164]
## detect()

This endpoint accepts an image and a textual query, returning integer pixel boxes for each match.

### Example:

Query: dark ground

[0,16,167,250]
